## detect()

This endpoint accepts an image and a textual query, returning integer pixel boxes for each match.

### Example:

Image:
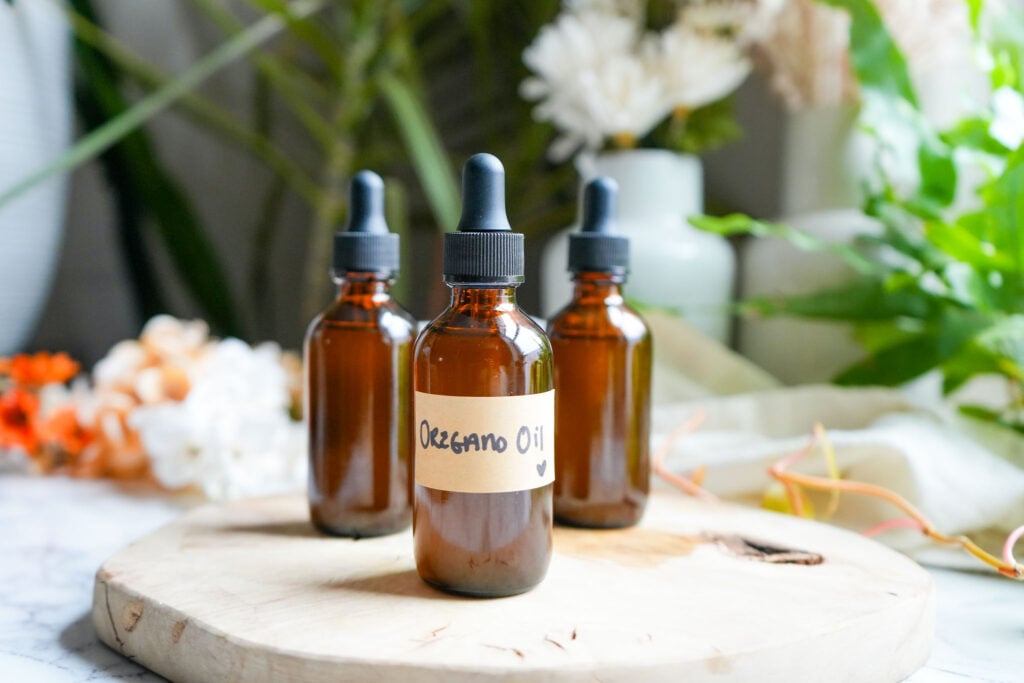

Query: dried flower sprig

[651,409,717,502]
[768,424,1024,580]
[654,413,1023,579]
[753,0,972,110]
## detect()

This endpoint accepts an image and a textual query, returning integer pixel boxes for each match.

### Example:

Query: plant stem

[57,0,327,186]
[301,1,384,321]
[188,0,336,148]
[0,0,326,210]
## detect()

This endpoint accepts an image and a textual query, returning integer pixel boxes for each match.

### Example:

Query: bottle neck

[448,284,518,311]
[336,272,393,300]
[572,272,625,304]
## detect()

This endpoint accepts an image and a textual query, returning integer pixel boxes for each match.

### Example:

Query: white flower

[581,51,671,136]
[991,86,1024,150]
[140,315,209,360]
[523,10,638,88]
[682,0,785,43]
[93,340,147,391]
[522,5,758,159]
[523,10,674,159]
[130,338,306,500]
[653,24,751,110]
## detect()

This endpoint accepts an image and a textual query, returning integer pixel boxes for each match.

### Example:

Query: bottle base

[554,500,646,529]
[418,575,540,599]
[310,507,411,539]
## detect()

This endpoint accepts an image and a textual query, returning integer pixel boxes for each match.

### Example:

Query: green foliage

[692,0,1024,433]
[0,0,572,334]
[71,0,243,336]
[649,97,744,155]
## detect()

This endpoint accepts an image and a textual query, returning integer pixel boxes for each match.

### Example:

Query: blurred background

[9,0,791,364]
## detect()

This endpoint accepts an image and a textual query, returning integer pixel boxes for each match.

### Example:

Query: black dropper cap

[568,177,628,274]
[333,170,399,276]
[443,154,524,284]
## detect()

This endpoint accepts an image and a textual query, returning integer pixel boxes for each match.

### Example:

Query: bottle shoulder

[308,298,416,339]
[415,306,551,357]
[547,300,650,341]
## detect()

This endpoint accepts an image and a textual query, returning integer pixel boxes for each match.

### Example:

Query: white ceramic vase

[540,149,735,344]
[0,2,71,354]
[737,108,876,385]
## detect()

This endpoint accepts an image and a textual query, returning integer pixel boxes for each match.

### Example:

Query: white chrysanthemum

[579,51,671,137]
[130,338,306,500]
[523,11,675,159]
[654,25,751,109]
[523,10,637,88]
[682,0,784,43]
[991,86,1024,150]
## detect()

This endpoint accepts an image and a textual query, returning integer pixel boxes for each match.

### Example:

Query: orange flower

[0,352,79,386]
[37,405,93,456]
[0,388,40,454]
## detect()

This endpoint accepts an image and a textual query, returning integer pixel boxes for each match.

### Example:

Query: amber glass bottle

[306,171,416,538]
[548,177,652,528]
[413,154,554,597]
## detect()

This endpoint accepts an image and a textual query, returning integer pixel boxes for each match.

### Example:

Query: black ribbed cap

[569,177,628,274]
[443,153,524,284]
[333,170,400,276]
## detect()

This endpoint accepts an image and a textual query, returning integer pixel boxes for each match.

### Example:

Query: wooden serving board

[92,493,933,682]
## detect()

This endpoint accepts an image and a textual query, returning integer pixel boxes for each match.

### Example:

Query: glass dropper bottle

[412,153,554,597]
[305,170,416,538]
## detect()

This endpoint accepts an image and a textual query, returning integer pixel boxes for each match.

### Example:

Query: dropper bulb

[581,177,618,235]
[456,153,512,233]
[346,170,388,234]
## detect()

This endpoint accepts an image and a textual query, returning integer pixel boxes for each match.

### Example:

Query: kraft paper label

[415,390,555,493]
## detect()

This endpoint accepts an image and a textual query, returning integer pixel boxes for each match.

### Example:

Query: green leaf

[959,404,1024,435]
[240,0,343,81]
[743,278,936,322]
[818,0,917,105]
[653,97,743,155]
[378,73,460,231]
[835,310,993,386]
[941,342,1006,394]
[690,213,884,276]
[967,0,985,34]
[926,221,1015,271]
[853,318,926,353]
[982,147,1024,279]
[941,116,1012,156]
[915,128,958,208]
[976,315,1024,380]
[822,0,957,212]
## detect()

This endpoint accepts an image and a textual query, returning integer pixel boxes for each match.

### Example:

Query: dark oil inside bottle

[306,274,416,537]
[414,286,553,597]
[548,273,652,528]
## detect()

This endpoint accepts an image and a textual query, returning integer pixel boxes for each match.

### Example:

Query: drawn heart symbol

[536,460,547,477]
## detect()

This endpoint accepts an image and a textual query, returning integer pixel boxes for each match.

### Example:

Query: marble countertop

[0,475,1020,682]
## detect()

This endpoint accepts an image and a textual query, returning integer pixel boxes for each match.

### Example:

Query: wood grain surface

[92,493,933,682]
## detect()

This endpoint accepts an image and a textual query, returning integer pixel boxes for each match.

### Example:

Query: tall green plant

[693,0,1024,433]
[1,0,571,337]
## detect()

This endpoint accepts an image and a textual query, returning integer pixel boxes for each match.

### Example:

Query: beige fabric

[649,312,1024,565]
